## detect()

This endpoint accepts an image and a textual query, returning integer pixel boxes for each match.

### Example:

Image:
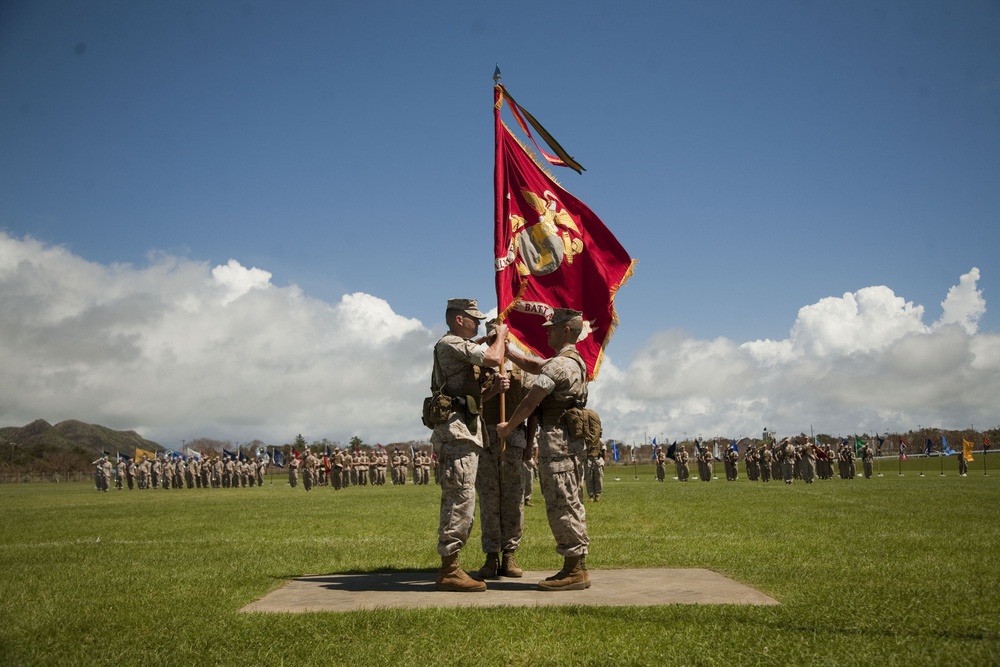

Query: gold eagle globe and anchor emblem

[510,188,584,276]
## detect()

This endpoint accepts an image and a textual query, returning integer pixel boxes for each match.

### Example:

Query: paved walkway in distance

[240,568,779,613]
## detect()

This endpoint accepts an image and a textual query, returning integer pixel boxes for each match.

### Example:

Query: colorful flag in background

[984,435,992,451]
[135,446,155,461]
[271,449,286,468]
[666,442,677,460]
[223,448,236,460]
[611,441,619,462]
[854,436,865,455]
[925,438,934,456]
[899,437,908,460]
[962,439,975,462]
[942,436,955,456]
[493,84,636,381]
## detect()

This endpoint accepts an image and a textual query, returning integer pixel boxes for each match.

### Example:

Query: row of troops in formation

[285,445,545,498]
[428,300,597,593]
[286,449,434,490]
[654,439,880,484]
[91,453,269,491]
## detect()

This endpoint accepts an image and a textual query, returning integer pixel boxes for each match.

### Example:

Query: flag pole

[940,441,945,476]
[493,64,508,456]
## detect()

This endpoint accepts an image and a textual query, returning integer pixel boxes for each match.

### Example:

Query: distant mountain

[0,419,162,471]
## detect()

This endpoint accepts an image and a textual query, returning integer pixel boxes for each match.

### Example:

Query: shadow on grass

[276,569,538,593]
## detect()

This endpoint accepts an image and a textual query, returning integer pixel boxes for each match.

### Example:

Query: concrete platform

[240,568,779,613]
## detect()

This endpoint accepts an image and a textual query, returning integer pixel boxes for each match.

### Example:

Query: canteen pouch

[563,407,603,451]
[421,392,453,429]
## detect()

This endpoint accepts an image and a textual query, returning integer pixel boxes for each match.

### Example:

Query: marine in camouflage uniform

[760,446,772,482]
[390,450,401,485]
[801,442,816,483]
[92,455,110,492]
[302,450,317,491]
[341,450,352,488]
[745,444,759,481]
[724,447,739,481]
[500,308,591,591]
[585,441,606,499]
[861,443,874,479]
[780,439,796,484]
[288,455,300,488]
[697,448,712,481]
[677,447,690,482]
[655,447,667,482]
[430,299,507,592]
[475,319,533,580]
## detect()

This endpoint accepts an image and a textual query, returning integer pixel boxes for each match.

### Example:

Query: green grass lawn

[1,459,998,666]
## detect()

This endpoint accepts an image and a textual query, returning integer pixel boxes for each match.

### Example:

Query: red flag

[493,85,636,380]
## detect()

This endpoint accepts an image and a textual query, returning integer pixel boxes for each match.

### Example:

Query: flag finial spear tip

[493,63,502,82]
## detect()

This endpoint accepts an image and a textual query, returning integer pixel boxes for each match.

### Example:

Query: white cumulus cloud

[0,233,433,446]
[593,268,998,443]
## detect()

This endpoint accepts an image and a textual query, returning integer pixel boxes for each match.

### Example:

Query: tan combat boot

[477,552,501,579]
[537,556,589,591]
[436,553,486,592]
[499,551,523,578]
[579,554,591,588]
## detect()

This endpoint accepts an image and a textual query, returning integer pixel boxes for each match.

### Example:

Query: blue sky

[1,1,998,447]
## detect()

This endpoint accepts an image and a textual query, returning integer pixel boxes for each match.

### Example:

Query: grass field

[1,458,998,666]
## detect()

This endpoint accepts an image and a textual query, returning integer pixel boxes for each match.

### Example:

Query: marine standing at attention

[498,308,591,591]
[430,299,507,592]
[475,318,532,581]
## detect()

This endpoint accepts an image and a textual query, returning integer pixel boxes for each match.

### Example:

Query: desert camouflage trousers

[437,441,480,557]
[536,425,588,557]
[476,425,526,554]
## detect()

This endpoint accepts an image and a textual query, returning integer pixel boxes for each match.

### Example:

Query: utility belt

[536,398,580,427]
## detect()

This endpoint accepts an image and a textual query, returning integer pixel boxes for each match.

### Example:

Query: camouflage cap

[447,298,486,319]
[542,308,583,327]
